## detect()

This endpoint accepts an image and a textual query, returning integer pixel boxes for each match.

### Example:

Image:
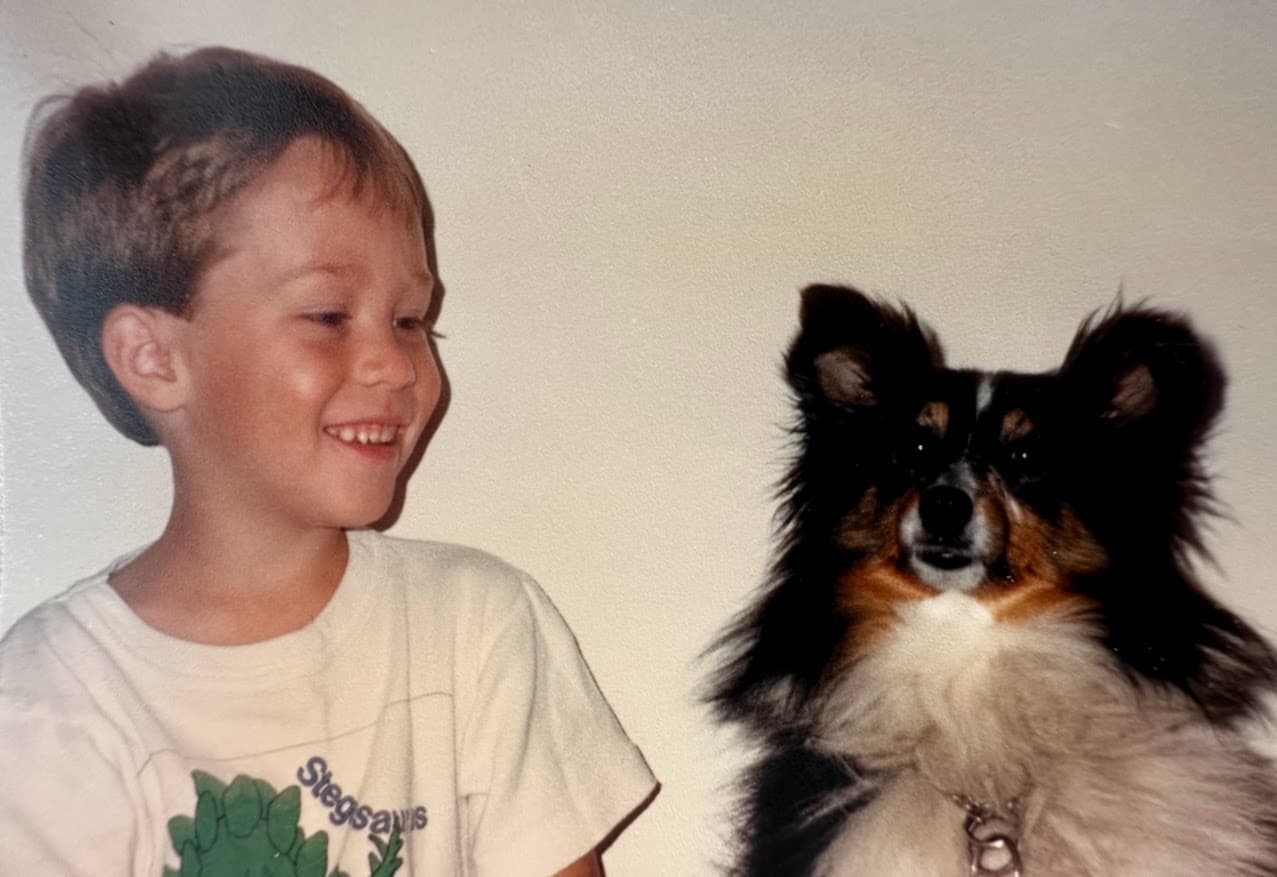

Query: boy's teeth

[327,425,397,445]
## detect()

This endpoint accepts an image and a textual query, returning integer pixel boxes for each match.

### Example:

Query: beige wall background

[2,1,1275,873]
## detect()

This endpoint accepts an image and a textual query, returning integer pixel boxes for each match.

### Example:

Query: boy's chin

[349,495,402,531]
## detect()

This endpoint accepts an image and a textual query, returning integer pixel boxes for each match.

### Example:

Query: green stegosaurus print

[162,770,403,877]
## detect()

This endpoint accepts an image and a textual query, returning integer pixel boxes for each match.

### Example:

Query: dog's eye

[1001,441,1041,477]
[905,432,942,467]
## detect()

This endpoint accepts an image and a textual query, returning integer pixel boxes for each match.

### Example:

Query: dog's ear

[1061,304,1225,449]
[787,284,943,409]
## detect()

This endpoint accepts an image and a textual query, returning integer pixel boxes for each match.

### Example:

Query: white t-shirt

[0,530,656,875]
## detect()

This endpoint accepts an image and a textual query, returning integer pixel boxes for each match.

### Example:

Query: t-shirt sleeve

[456,572,656,877]
[0,620,146,874]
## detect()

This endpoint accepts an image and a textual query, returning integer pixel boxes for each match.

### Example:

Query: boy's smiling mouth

[323,423,402,446]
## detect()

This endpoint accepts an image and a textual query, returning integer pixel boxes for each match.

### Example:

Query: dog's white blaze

[809,592,1277,876]
[976,374,996,414]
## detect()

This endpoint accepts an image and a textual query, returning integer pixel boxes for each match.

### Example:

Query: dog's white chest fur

[810,593,1277,876]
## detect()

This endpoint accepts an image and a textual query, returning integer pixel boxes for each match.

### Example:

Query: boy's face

[168,137,440,533]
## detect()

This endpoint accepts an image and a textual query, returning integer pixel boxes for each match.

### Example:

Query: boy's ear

[786,284,943,409]
[101,304,189,415]
[1060,304,1225,445]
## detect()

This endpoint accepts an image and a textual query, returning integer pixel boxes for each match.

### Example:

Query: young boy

[0,47,656,875]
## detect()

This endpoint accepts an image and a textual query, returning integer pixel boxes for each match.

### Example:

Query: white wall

[2,2,1275,873]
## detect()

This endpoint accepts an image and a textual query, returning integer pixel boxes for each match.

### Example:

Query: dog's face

[788,285,1223,603]
[818,357,1115,599]
[828,364,1099,593]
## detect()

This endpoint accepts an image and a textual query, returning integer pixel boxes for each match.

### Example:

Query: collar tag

[955,796,1023,877]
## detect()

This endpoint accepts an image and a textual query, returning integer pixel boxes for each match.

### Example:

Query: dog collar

[952,793,1023,877]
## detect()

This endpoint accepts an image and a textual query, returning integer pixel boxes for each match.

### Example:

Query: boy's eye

[307,311,348,327]
[395,315,443,340]
[394,315,425,331]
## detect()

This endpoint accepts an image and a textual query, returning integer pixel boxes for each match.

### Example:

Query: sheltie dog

[708,285,1277,876]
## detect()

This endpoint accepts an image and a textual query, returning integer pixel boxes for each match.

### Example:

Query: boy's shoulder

[0,599,65,673]
[353,530,548,627]
[0,567,117,719]
[360,529,521,578]
[0,563,112,660]
[357,530,527,597]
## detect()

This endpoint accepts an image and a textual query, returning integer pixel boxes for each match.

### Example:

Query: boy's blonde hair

[23,46,429,445]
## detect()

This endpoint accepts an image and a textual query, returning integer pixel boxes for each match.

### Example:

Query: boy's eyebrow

[277,262,434,291]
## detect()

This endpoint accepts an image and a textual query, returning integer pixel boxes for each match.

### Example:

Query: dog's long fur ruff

[708,285,1277,876]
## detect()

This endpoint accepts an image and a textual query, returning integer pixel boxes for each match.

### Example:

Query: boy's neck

[108,514,350,646]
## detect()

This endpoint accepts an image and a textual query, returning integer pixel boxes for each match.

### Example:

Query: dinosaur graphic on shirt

[162,770,403,877]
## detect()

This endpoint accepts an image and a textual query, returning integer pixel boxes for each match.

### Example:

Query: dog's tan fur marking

[1001,408,1034,442]
[1003,501,1108,583]
[978,493,1104,619]
[917,401,949,435]
[976,576,1088,622]
[837,561,937,663]
[836,488,896,554]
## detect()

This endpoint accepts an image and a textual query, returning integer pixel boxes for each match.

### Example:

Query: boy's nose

[355,330,416,387]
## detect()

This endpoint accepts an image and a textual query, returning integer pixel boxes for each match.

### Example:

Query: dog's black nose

[919,485,973,538]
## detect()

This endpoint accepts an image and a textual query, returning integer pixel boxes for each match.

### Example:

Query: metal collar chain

[953,794,1023,877]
